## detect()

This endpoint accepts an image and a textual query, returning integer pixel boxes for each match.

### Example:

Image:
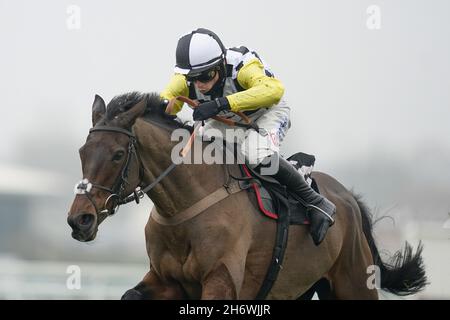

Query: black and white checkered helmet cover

[174,28,226,75]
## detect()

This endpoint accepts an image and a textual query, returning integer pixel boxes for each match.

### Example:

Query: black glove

[193,97,230,121]
[160,99,169,109]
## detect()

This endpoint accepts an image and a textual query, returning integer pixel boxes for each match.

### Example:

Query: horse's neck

[134,119,229,216]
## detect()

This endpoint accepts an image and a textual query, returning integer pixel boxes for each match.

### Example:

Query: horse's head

[67,93,147,242]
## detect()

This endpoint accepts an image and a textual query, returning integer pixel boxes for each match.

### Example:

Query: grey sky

[1,0,449,211]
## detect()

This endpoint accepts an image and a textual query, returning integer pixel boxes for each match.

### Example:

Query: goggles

[186,68,218,83]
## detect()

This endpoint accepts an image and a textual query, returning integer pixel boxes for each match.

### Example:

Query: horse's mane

[106,91,193,132]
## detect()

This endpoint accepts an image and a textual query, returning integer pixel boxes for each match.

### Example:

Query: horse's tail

[353,193,428,296]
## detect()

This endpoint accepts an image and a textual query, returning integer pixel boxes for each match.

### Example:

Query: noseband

[74,126,144,217]
[74,124,182,218]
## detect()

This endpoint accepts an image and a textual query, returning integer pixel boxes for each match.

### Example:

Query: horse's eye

[112,150,125,162]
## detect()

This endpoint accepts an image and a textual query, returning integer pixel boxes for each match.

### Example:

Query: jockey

[161,28,335,245]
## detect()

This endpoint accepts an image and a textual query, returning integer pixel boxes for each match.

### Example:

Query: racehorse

[67,92,427,299]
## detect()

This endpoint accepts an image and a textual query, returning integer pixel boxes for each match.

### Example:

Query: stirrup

[306,204,335,226]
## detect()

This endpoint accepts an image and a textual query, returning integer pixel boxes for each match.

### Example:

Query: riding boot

[255,154,336,246]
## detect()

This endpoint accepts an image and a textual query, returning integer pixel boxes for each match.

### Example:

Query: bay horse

[67,92,427,299]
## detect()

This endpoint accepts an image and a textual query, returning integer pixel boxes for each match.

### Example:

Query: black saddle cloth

[239,152,320,225]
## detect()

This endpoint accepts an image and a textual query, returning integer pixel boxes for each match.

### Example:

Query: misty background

[0,0,449,299]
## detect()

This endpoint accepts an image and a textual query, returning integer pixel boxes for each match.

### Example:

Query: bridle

[73,96,259,218]
[74,124,181,218]
[74,126,145,217]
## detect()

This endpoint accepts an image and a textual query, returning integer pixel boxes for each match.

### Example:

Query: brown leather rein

[79,96,259,225]
[165,96,259,131]
[144,96,259,225]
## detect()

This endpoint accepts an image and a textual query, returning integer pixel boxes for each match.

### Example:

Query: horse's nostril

[67,215,77,229]
[78,213,95,227]
[68,213,96,233]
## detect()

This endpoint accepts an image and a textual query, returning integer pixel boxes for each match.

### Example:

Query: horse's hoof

[121,288,143,300]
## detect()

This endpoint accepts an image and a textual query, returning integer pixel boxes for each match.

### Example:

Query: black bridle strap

[89,125,137,196]
[119,123,203,205]
[84,123,197,207]
[84,189,102,213]
[85,125,177,206]
[89,126,135,138]
[80,125,138,216]
[119,162,177,205]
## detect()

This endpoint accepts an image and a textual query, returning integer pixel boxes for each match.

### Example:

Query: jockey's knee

[240,130,277,168]
[240,144,276,169]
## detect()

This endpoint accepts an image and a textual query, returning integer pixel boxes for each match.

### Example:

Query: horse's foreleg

[201,263,239,299]
[121,269,186,300]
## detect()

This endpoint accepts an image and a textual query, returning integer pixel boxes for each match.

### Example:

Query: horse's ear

[115,97,147,128]
[92,94,106,126]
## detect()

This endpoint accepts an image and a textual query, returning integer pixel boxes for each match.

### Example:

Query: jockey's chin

[194,73,219,94]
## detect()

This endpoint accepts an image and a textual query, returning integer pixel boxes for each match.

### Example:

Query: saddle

[235,151,322,299]
[237,152,319,226]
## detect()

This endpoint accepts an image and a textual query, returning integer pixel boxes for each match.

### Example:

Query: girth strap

[150,179,242,226]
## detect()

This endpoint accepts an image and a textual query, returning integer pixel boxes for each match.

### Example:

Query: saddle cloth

[240,152,320,225]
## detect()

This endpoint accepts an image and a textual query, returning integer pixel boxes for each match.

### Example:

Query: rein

[166,96,260,132]
[74,96,259,219]
[74,121,200,217]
